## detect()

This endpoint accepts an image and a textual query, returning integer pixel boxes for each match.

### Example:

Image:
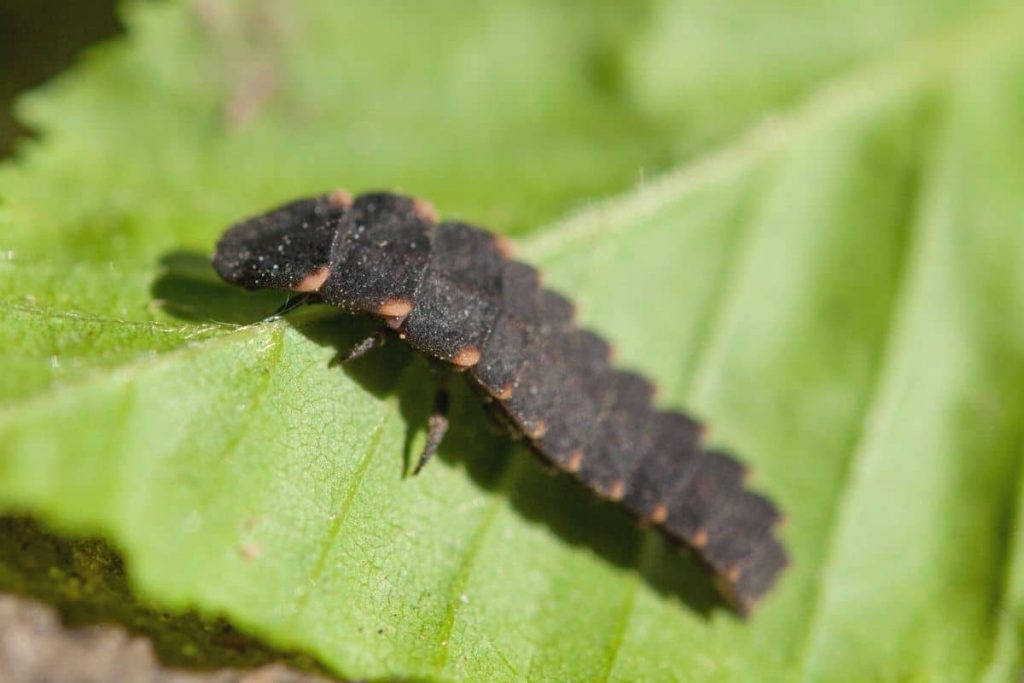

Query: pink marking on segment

[565,450,584,473]
[412,198,439,223]
[650,504,668,524]
[699,423,712,442]
[493,383,514,400]
[328,188,353,208]
[293,266,330,292]
[495,235,515,258]
[378,299,413,317]
[452,347,481,368]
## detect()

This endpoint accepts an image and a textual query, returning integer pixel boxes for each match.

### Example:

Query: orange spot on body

[412,198,439,223]
[692,528,708,548]
[494,383,513,400]
[527,420,547,439]
[650,504,668,524]
[606,480,625,501]
[452,347,481,368]
[495,235,515,258]
[293,266,330,292]
[699,423,712,442]
[328,188,353,208]
[565,450,583,473]
[378,298,413,317]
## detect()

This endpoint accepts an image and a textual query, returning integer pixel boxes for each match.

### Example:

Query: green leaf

[3,1,1024,681]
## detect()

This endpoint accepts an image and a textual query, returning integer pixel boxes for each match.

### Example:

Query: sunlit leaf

[2,1,1023,681]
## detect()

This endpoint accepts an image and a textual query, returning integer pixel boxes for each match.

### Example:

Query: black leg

[413,388,449,475]
[267,292,320,320]
[329,332,387,366]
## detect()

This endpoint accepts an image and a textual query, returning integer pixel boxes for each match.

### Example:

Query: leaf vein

[433,452,518,675]
[793,86,946,681]
[289,409,392,626]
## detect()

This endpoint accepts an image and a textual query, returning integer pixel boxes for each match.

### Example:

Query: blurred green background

[0,0,120,157]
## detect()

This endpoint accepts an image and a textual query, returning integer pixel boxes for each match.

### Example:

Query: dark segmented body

[213,191,787,614]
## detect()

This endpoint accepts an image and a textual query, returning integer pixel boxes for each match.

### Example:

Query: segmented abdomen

[324,193,787,614]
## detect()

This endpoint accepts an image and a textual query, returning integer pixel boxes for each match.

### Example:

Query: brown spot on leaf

[194,0,291,130]
[239,542,262,559]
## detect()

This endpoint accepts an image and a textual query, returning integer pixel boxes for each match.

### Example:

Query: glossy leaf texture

[2,1,1024,681]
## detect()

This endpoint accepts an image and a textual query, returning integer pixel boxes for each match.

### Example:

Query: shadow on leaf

[150,248,721,630]
[0,516,343,678]
[151,250,285,325]
[294,312,721,618]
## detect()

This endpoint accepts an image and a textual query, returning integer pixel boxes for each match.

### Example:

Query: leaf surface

[2,1,1024,681]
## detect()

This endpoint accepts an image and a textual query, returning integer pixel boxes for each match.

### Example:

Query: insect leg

[329,332,387,366]
[267,292,321,320]
[413,387,450,475]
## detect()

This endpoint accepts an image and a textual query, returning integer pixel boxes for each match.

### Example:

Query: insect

[212,190,787,615]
